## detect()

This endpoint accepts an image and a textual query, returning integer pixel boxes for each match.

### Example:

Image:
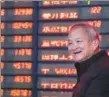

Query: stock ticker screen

[1,1,109,97]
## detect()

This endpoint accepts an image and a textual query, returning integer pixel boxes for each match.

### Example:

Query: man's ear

[92,39,99,50]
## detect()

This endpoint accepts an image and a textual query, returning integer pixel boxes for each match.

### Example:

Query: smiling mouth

[74,51,82,54]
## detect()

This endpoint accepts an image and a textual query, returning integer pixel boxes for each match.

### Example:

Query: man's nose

[68,43,78,51]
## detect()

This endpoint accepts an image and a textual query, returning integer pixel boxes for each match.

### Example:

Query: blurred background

[1,1,109,97]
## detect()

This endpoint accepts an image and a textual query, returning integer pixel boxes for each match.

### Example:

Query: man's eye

[68,43,72,45]
[77,40,82,43]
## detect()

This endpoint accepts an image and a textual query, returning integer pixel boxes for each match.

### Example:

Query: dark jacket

[72,50,109,97]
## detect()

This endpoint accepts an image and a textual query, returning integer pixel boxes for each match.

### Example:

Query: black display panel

[0,89,32,97]
[1,1,109,97]
[1,76,32,88]
[38,50,73,61]
[1,62,32,75]
[37,77,77,89]
[1,35,32,48]
[1,1,33,8]
[1,22,33,35]
[100,35,109,48]
[1,49,32,61]
[38,35,109,48]
[38,20,109,34]
[39,7,109,20]
[37,91,72,97]
[1,2,34,97]
[39,1,78,6]
[1,8,33,21]
[38,63,76,75]
[38,36,68,48]
[39,1,109,6]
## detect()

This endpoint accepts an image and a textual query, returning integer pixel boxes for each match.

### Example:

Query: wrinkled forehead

[68,28,89,42]
[68,27,87,37]
[68,23,101,43]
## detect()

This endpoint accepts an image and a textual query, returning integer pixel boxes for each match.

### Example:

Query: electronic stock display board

[1,1,109,97]
[1,1,33,97]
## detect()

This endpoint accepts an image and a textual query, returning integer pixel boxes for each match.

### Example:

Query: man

[68,23,109,97]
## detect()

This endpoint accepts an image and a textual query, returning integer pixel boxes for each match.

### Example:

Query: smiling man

[68,23,109,97]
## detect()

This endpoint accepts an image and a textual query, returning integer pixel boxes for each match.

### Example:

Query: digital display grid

[1,1,109,97]
[1,1,33,97]
[37,1,109,97]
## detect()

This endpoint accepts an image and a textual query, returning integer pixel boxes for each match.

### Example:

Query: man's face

[68,27,97,62]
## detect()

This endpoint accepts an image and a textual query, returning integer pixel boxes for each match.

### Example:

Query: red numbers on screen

[55,68,77,75]
[12,22,33,29]
[41,54,73,61]
[10,89,32,96]
[41,68,50,74]
[0,62,4,69]
[90,6,102,14]
[1,22,5,30]
[0,76,4,83]
[0,89,4,96]
[88,20,102,28]
[41,40,68,47]
[1,49,5,56]
[14,8,33,16]
[43,1,78,6]
[42,12,78,20]
[41,68,76,75]
[13,62,32,70]
[15,49,32,56]
[41,82,76,89]
[1,9,5,16]
[42,25,70,33]
[0,36,5,43]
[14,35,32,43]
[14,76,31,83]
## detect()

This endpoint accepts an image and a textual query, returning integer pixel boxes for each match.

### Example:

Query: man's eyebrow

[76,38,82,40]
[68,39,71,42]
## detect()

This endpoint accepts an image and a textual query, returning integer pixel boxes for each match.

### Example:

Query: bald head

[69,23,101,43]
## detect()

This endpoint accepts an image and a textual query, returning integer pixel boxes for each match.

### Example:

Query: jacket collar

[75,50,107,81]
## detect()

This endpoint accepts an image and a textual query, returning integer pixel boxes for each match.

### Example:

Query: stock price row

[1,49,109,61]
[0,89,32,97]
[1,6,109,21]
[0,89,74,97]
[1,20,109,35]
[1,34,109,48]
[1,76,76,90]
[1,62,76,75]
[2,1,109,8]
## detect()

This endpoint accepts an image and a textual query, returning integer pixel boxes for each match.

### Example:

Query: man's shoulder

[100,50,109,65]
[97,51,109,75]
[96,50,109,64]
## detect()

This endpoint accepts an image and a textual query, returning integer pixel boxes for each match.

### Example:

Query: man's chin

[73,57,83,62]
